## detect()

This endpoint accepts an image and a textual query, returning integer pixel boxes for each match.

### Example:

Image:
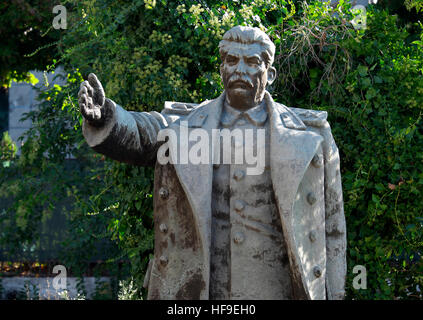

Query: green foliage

[0,71,124,297]
[1,0,422,299]
[117,277,140,300]
[0,1,61,86]
[405,0,423,12]
[278,2,423,299]
[0,132,17,167]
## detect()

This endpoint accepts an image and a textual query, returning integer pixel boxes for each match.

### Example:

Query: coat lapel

[266,92,324,299]
[169,92,225,296]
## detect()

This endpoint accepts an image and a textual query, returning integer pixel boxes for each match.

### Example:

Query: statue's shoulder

[162,101,200,116]
[163,97,216,116]
[273,100,329,130]
[288,106,337,148]
[162,99,213,126]
[161,101,200,125]
[289,106,328,128]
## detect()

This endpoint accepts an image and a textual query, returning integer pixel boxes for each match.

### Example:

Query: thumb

[88,73,105,107]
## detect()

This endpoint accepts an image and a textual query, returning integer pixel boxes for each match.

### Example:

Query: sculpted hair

[219,26,276,67]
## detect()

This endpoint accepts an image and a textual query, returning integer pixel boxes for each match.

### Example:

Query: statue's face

[220,42,276,110]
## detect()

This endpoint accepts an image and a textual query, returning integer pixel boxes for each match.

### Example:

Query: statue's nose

[234,59,247,74]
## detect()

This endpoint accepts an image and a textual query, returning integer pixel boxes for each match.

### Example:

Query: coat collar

[184,90,308,131]
[220,100,268,127]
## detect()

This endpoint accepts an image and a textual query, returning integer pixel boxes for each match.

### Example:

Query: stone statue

[78,26,346,300]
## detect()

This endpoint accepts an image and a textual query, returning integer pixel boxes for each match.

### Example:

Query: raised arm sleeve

[82,98,168,166]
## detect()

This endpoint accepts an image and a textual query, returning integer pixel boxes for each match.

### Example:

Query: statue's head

[219,25,276,110]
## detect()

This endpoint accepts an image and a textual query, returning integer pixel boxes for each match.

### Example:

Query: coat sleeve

[320,121,347,300]
[82,98,169,166]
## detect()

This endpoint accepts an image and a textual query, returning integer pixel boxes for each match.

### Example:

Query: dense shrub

[1,0,422,299]
[0,0,60,86]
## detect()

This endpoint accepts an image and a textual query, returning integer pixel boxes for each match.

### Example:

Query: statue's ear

[267,66,277,85]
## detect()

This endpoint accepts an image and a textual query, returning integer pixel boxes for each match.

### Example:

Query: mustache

[227,75,253,88]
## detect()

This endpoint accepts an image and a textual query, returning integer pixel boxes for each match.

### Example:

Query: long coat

[82,91,347,300]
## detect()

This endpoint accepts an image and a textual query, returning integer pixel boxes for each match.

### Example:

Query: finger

[85,81,94,97]
[88,73,105,106]
[88,73,100,89]
[78,84,84,98]
[80,99,91,120]
[87,96,93,108]
[88,86,93,97]
[80,81,93,96]
[78,93,88,107]
[78,86,87,99]
[80,81,88,90]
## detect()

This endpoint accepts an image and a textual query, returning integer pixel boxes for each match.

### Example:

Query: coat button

[311,154,323,168]
[159,223,168,233]
[159,187,169,199]
[159,255,168,266]
[233,169,245,181]
[233,232,245,244]
[313,266,322,278]
[309,231,316,242]
[307,192,317,205]
[234,200,245,212]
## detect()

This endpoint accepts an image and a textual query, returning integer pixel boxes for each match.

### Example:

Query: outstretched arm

[79,73,167,166]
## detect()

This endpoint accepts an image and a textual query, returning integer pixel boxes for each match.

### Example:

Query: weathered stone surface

[79,25,346,300]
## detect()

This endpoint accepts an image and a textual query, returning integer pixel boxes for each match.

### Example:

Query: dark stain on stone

[281,253,290,266]
[326,225,344,238]
[253,197,272,206]
[252,252,263,260]
[245,224,262,234]
[175,271,205,299]
[213,184,231,202]
[149,287,161,300]
[325,188,341,218]
[334,247,340,256]
[154,163,200,251]
[251,183,272,193]
[290,270,308,300]
[213,210,230,221]
[160,240,168,249]
[177,198,199,251]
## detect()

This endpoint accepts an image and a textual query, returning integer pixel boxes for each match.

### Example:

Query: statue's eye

[226,56,238,65]
[246,57,260,66]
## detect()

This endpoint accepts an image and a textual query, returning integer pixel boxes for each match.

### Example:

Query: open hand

[78,73,110,126]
